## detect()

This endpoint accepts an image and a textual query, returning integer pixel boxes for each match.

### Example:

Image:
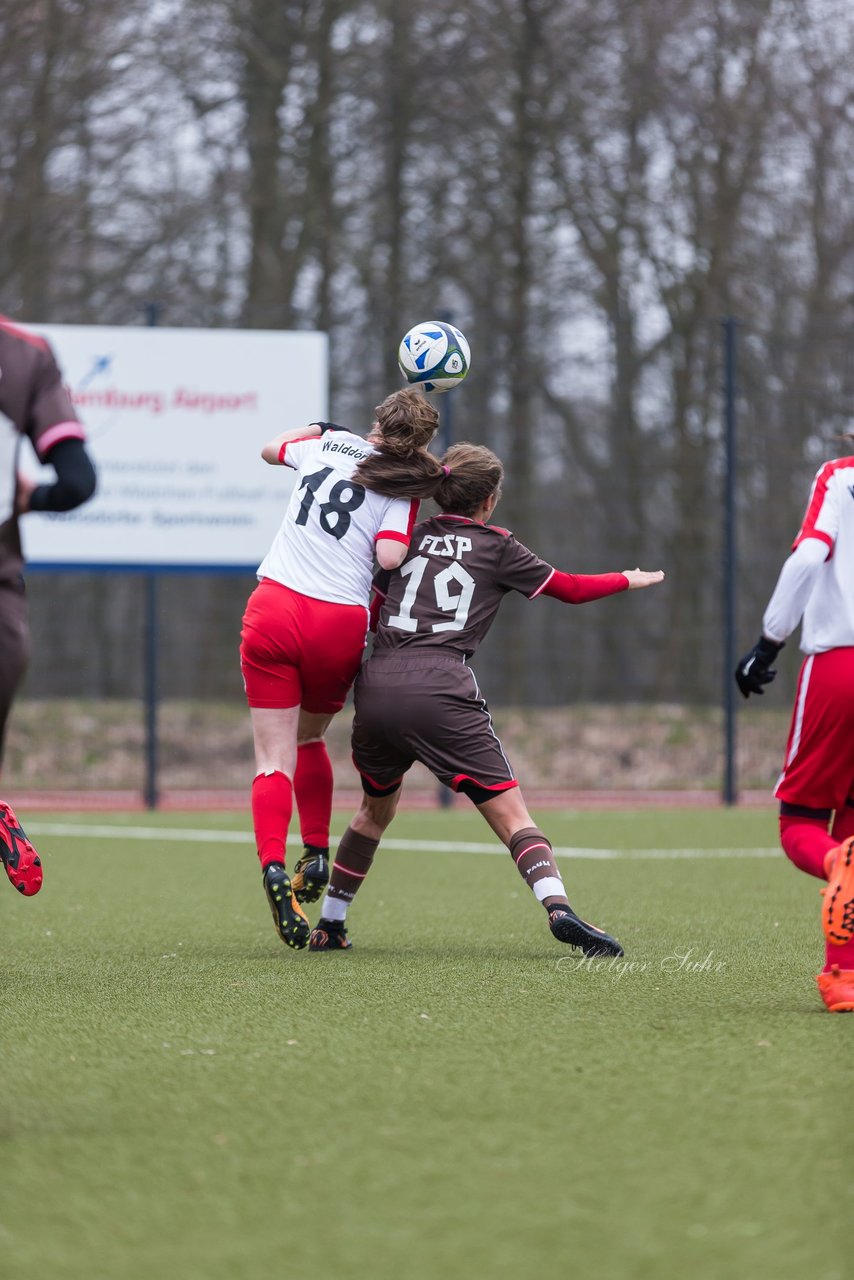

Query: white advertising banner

[21,325,328,569]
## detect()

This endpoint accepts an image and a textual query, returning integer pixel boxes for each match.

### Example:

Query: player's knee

[475,784,531,837]
[354,791,398,839]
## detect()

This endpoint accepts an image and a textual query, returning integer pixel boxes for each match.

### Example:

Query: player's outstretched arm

[537,567,663,604]
[261,421,323,464]
[620,568,665,590]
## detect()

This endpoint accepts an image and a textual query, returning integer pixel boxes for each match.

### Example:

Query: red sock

[823,934,854,973]
[294,741,333,848]
[779,815,836,881]
[830,800,854,844]
[251,770,293,870]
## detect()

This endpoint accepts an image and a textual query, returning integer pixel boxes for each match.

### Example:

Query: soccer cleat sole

[549,908,623,958]
[290,851,330,905]
[0,803,43,896]
[263,866,310,950]
[823,837,854,946]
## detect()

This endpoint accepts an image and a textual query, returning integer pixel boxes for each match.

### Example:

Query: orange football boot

[823,837,854,946]
[816,965,854,1012]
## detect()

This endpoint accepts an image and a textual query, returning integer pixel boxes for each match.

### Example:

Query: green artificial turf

[2,807,848,1280]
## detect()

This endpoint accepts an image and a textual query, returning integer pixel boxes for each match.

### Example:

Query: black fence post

[143,300,161,809]
[143,574,159,810]
[437,315,455,810]
[722,317,739,806]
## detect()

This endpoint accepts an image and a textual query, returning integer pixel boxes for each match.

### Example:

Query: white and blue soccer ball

[397,320,471,393]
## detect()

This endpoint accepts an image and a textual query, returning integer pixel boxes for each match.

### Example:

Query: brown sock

[326,826,379,907]
[508,826,567,907]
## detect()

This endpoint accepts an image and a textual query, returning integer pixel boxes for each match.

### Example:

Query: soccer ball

[397,320,471,393]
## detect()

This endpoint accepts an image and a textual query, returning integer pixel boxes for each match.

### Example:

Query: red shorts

[240,579,368,714]
[775,647,854,810]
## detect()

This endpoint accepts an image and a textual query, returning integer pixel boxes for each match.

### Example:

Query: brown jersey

[373,514,552,658]
[0,316,85,582]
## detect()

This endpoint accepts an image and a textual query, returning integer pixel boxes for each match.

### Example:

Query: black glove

[735,635,784,698]
[314,421,349,434]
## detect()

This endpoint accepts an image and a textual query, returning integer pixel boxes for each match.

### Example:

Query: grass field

[2,807,848,1280]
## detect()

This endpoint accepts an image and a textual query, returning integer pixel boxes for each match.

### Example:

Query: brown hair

[432,442,504,517]
[353,387,444,498]
[354,391,504,516]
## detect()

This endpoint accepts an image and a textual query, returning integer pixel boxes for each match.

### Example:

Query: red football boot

[816,965,854,1013]
[0,802,43,896]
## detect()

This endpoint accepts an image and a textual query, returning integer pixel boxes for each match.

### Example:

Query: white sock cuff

[321,894,349,922]
[533,876,565,902]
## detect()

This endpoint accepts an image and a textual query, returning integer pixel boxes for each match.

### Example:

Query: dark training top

[0,316,88,584]
[373,514,553,659]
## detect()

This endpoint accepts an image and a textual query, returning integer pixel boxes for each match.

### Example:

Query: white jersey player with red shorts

[768,457,854,809]
[736,454,854,1012]
[239,388,441,953]
[243,430,417,715]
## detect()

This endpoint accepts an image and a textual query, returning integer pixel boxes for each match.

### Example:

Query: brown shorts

[0,578,30,765]
[351,650,518,804]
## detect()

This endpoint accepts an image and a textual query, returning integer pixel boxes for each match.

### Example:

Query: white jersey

[257,430,418,607]
[763,456,854,653]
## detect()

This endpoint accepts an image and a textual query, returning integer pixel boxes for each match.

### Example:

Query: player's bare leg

[477,787,623,957]
[350,789,401,841]
[250,705,300,778]
[310,789,401,951]
[249,705,309,950]
[291,710,336,903]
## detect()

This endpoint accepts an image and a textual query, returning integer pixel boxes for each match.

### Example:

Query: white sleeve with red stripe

[376,497,419,546]
[279,436,322,469]
[775,457,854,653]
[792,460,844,551]
[762,537,828,642]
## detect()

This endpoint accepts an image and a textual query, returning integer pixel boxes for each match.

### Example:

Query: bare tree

[10,0,854,708]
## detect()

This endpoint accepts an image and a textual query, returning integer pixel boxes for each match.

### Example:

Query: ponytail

[431,443,504,516]
[353,390,504,515]
[353,387,443,498]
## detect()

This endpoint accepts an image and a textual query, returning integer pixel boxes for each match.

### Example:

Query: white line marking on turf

[26,822,779,860]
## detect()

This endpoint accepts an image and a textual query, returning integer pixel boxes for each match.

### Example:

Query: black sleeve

[28,438,97,513]
[372,567,392,597]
